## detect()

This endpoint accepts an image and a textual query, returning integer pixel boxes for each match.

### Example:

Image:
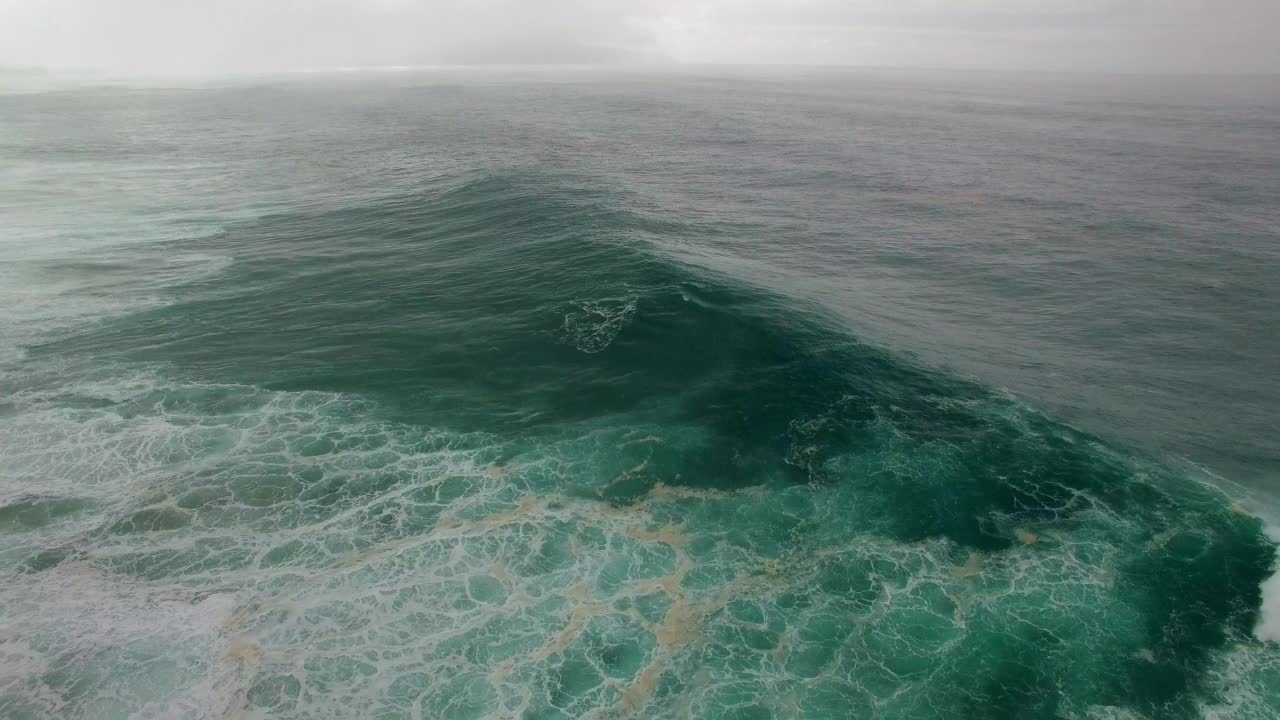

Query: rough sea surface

[2,68,1279,719]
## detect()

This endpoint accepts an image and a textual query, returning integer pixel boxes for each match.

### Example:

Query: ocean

[1,67,1278,719]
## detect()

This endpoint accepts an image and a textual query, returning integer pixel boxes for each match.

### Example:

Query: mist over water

[2,69,1279,719]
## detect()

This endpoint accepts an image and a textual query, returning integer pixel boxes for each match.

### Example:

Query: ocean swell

[1,173,1278,719]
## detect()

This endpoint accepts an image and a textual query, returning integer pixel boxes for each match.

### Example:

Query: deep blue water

[1,68,1279,719]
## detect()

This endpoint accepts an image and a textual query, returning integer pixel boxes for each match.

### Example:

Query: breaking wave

[2,171,1278,719]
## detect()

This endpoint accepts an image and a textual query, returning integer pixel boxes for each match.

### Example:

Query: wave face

[3,72,1280,719]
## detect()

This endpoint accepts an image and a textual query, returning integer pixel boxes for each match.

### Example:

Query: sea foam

[1256,523,1280,643]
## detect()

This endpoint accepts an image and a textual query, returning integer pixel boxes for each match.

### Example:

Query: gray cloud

[0,0,1276,75]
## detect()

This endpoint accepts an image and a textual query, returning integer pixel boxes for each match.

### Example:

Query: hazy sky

[1,0,1277,75]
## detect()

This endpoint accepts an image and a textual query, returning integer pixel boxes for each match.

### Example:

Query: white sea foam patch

[1254,522,1280,644]
[1199,631,1280,719]
[0,378,512,717]
[0,563,239,720]
[0,386,242,512]
[1259,576,1280,643]
[562,296,638,353]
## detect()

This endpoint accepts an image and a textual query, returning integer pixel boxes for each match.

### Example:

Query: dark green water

[2,69,1279,719]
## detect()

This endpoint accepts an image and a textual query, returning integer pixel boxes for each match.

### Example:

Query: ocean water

[2,68,1279,719]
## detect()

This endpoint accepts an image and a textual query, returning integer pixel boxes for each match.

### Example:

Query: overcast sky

[1,0,1277,76]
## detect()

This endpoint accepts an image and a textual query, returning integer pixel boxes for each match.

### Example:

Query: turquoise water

[2,69,1279,719]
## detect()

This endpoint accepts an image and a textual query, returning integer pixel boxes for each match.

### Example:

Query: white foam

[0,562,239,719]
[1200,625,1280,719]
[1254,522,1280,643]
[1255,571,1280,643]
[563,296,638,353]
